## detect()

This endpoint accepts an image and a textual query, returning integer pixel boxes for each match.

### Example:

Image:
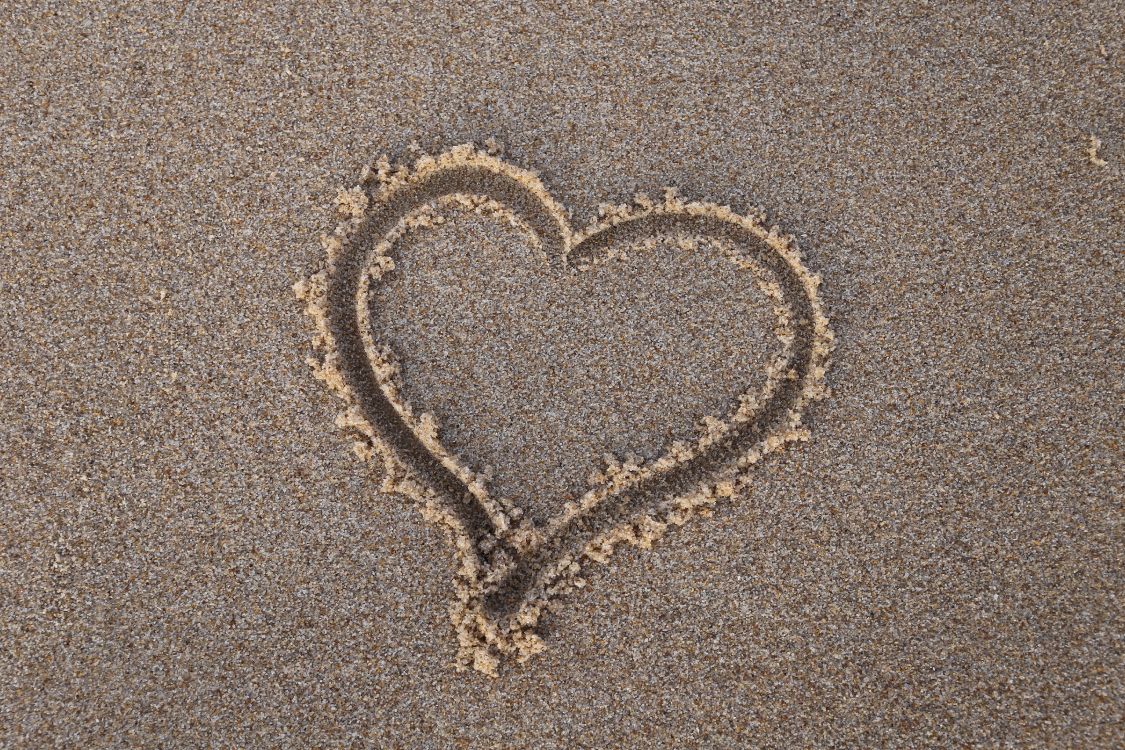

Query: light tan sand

[1,1,1122,747]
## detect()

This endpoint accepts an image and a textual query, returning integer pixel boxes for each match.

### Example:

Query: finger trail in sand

[295,144,834,675]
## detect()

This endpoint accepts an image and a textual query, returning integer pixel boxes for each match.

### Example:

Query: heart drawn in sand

[295,144,834,675]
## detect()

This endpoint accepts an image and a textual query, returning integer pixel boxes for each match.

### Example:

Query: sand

[2,1,1122,747]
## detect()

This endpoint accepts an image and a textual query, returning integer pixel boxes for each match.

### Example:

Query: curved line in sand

[296,144,834,674]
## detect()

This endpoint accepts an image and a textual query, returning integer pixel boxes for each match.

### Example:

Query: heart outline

[295,144,834,675]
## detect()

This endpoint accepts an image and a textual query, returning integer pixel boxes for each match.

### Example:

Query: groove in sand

[295,144,834,675]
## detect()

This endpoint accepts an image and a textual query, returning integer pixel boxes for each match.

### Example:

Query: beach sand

[2,2,1122,747]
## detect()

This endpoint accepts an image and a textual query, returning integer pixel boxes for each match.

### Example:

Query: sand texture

[2,1,1122,748]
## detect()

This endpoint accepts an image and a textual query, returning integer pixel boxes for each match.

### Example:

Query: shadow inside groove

[326,166,569,560]
[326,164,818,625]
